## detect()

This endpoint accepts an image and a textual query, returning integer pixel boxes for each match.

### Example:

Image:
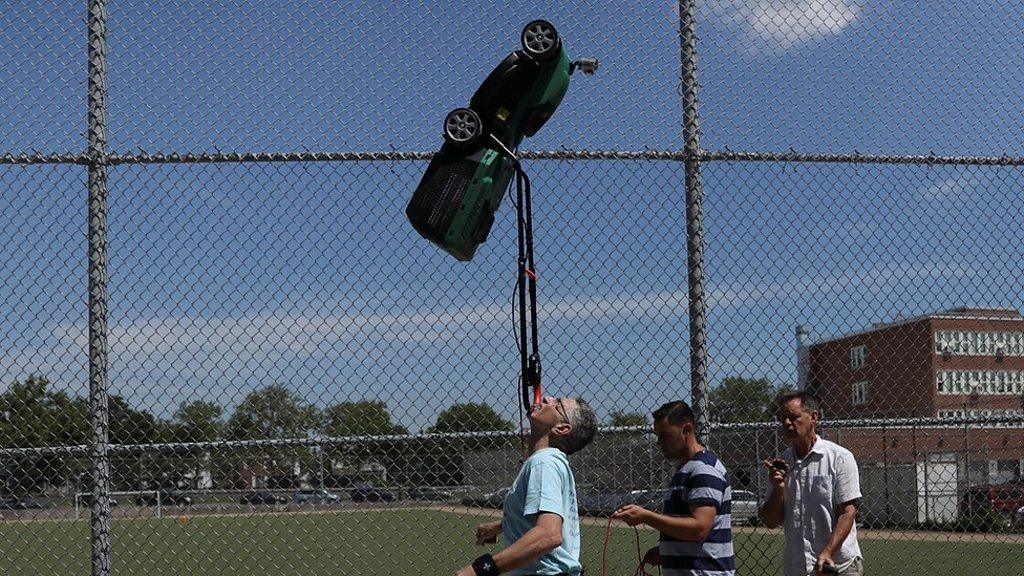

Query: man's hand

[814,550,836,575]
[762,458,788,489]
[476,520,502,545]
[454,566,475,576]
[642,545,660,567]
[611,504,651,527]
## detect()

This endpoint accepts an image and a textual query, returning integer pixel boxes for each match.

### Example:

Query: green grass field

[1,509,1021,575]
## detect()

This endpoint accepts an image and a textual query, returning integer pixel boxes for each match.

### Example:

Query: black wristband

[472,553,500,576]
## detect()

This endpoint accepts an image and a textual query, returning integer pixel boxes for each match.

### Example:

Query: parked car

[461,487,511,509]
[631,488,670,509]
[408,486,454,501]
[579,489,669,517]
[730,490,761,525]
[579,492,634,517]
[293,489,341,505]
[961,481,1024,521]
[135,489,192,507]
[0,496,49,510]
[351,485,398,503]
[75,494,118,507]
[240,491,287,505]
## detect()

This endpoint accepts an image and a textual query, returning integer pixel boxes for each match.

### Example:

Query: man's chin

[527,417,552,435]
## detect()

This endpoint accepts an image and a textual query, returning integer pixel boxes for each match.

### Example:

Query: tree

[321,400,407,486]
[226,385,316,440]
[108,395,164,446]
[168,401,224,489]
[427,402,514,435]
[322,400,406,437]
[0,375,88,446]
[107,395,167,490]
[426,402,515,455]
[608,410,647,427]
[0,375,88,494]
[417,403,516,485]
[709,377,793,423]
[226,385,317,488]
[0,377,169,492]
[172,401,224,443]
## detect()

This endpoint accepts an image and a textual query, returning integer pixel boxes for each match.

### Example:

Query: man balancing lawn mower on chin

[405,17,599,576]
[454,395,598,576]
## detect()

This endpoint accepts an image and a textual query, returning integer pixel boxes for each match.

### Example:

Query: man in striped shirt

[612,400,735,576]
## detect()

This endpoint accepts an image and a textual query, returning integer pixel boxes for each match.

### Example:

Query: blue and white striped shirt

[659,450,735,576]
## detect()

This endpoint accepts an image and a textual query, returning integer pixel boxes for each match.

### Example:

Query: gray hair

[777,391,820,414]
[552,398,598,455]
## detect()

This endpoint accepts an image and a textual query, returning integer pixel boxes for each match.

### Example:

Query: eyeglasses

[555,398,571,425]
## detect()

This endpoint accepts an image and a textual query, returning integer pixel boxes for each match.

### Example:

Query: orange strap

[600,516,660,576]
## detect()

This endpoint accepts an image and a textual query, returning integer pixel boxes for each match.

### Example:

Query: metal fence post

[679,0,710,442]
[87,0,112,575]
[883,424,891,524]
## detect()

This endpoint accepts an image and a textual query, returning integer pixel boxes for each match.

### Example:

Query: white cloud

[710,0,860,53]
[5,258,972,385]
[0,259,971,406]
[921,177,968,203]
[0,291,689,399]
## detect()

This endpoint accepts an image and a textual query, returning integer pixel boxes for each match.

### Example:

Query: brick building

[796,307,1024,524]
[803,306,1024,422]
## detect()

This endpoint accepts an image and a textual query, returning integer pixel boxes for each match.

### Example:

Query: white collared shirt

[771,435,862,576]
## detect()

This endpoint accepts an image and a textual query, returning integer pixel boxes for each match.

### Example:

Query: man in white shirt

[759,392,863,576]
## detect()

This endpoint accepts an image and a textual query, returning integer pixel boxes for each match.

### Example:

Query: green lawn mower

[406,19,596,262]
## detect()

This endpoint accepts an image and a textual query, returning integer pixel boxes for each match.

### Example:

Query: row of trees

[608,377,794,426]
[0,375,789,495]
[0,376,518,448]
[0,375,525,494]
[0,375,789,445]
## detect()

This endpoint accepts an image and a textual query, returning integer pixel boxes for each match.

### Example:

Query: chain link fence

[2,1,1023,575]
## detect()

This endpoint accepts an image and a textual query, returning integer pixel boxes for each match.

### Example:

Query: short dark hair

[652,400,694,426]
[777,391,820,413]
[552,398,598,455]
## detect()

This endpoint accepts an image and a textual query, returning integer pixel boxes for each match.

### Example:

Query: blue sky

[2,1,1024,432]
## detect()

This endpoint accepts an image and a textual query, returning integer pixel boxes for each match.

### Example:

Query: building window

[937,409,1024,428]
[935,330,1024,357]
[852,381,868,405]
[936,369,1024,395]
[850,345,867,369]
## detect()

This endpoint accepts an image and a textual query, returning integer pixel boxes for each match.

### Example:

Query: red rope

[600,516,614,576]
[600,517,660,576]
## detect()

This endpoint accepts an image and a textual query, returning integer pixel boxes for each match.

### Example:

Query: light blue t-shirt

[502,448,582,576]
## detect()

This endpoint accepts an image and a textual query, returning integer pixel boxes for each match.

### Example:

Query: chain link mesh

[2,1,1023,575]
[697,1,1024,156]
[0,4,84,155]
[105,0,684,153]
